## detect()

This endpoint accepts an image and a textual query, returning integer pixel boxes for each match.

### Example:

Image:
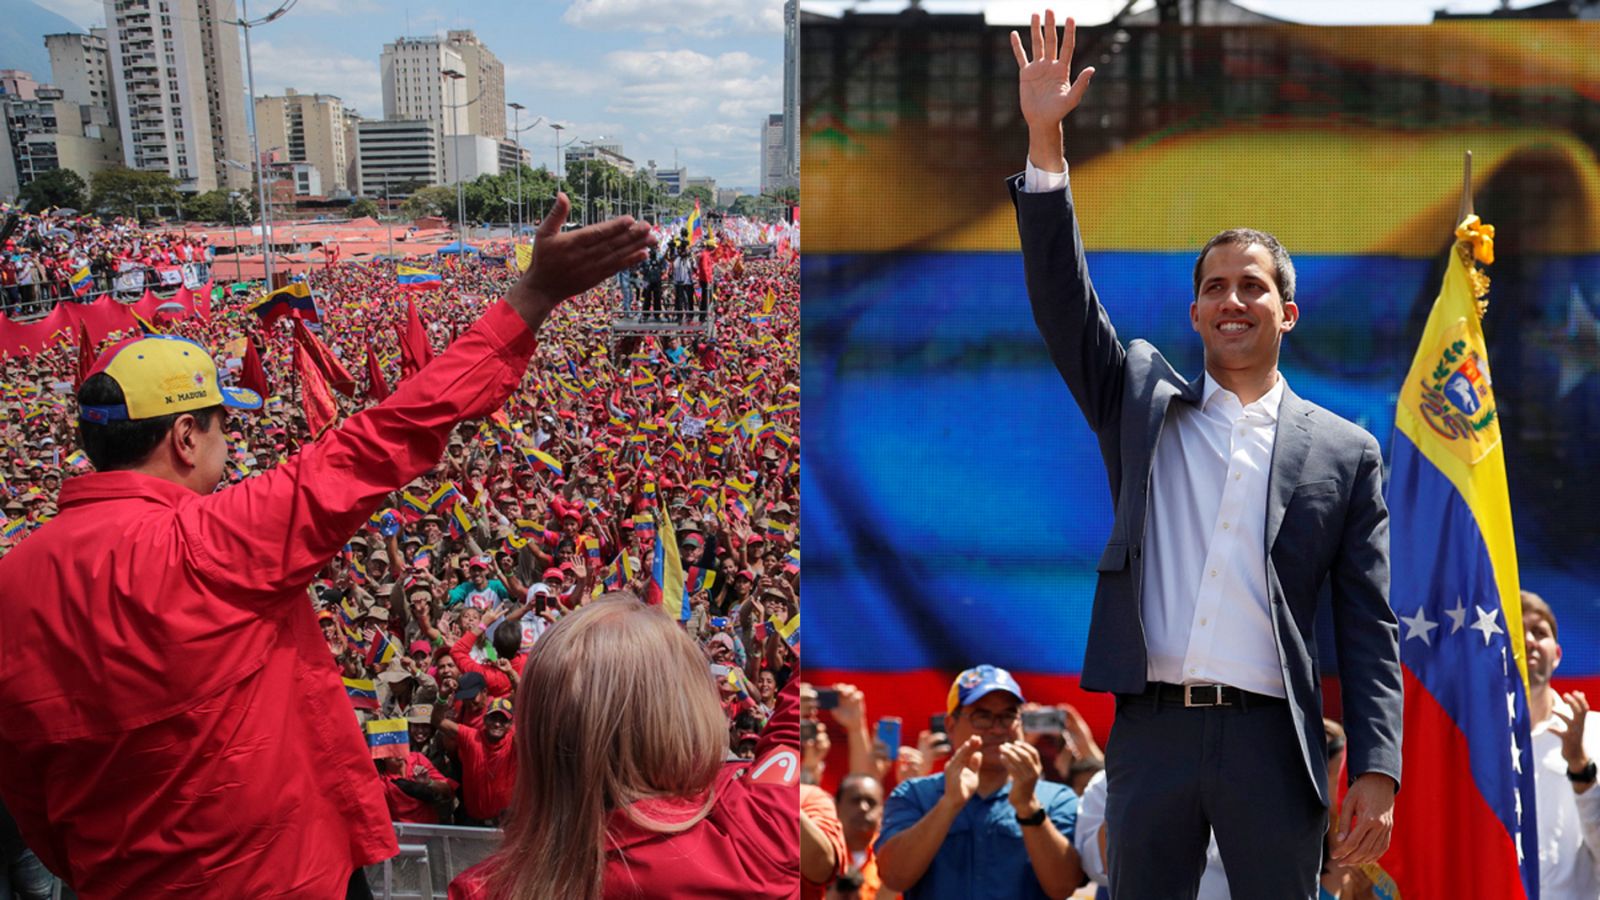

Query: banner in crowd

[801,17,1600,741]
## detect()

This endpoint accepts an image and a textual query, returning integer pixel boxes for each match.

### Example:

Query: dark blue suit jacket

[1010,174,1403,805]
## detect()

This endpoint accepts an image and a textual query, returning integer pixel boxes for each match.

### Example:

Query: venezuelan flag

[650,508,688,621]
[397,265,442,289]
[365,718,410,760]
[64,449,89,469]
[688,200,703,243]
[1379,216,1536,897]
[70,267,93,296]
[2,518,27,540]
[344,677,379,711]
[365,629,396,668]
[772,613,800,650]
[426,483,461,510]
[446,499,473,540]
[248,281,319,325]
[399,491,430,520]
[526,447,563,477]
[784,548,800,575]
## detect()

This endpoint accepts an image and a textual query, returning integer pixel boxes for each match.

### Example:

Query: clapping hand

[941,736,983,808]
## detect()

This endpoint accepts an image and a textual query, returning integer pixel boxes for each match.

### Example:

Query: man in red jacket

[0,194,651,900]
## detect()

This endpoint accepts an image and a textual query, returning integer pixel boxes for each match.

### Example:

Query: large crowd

[0,208,800,883]
[0,208,212,314]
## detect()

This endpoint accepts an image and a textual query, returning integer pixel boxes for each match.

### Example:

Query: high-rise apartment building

[103,0,250,193]
[761,113,790,193]
[380,31,504,140]
[380,37,467,136]
[255,89,347,195]
[45,31,119,118]
[443,31,504,140]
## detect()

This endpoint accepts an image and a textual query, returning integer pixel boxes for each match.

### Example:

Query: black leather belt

[1139,682,1287,708]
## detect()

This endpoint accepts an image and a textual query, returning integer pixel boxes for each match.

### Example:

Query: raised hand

[1010,10,1095,167]
[1553,691,1592,777]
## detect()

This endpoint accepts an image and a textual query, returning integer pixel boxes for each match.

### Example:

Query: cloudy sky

[51,0,786,191]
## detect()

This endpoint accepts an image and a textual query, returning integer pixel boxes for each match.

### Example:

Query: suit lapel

[1265,388,1314,551]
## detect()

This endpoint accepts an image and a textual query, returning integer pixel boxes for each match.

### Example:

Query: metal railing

[364,823,502,900]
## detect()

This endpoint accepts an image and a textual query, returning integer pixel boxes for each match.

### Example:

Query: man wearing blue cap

[0,194,652,900]
[876,665,1083,900]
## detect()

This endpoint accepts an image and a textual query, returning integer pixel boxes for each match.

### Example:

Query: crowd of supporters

[0,208,212,314]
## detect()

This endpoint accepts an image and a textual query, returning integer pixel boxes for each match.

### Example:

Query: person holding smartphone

[875,665,1083,900]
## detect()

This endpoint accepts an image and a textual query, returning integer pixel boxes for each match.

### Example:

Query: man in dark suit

[1008,11,1403,899]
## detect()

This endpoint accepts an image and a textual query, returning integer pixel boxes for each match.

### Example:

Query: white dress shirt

[1024,159,1287,698]
[1532,696,1600,899]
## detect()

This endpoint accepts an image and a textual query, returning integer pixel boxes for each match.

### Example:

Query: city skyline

[42,0,785,191]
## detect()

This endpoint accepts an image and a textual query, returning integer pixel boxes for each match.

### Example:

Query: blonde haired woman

[449,592,802,899]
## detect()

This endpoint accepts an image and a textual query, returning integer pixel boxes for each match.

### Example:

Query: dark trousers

[347,868,373,900]
[1104,690,1327,900]
[643,282,663,318]
[698,280,713,321]
[674,283,693,318]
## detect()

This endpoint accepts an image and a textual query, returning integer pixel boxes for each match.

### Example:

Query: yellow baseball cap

[79,335,263,423]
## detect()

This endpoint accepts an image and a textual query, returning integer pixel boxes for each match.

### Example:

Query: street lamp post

[550,123,564,180]
[578,137,608,227]
[441,68,483,252]
[226,0,289,287]
[227,191,242,282]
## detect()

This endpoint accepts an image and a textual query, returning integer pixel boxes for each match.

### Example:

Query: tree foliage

[399,186,457,220]
[18,168,88,211]
[348,197,380,219]
[181,189,252,223]
[90,166,182,219]
[681,185,714,208]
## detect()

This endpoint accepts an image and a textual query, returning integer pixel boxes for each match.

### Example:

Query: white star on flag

[1511,733,1522,774]
[1515,787,1523,823]
[1444,596,1468,633]
[1401,607,1438,646]
[1507,692,1518,723]
[1471,605,1504,647]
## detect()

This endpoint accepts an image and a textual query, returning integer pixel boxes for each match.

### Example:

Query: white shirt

[1077,770,1231,897]
[1025,159,1287,698]
[1532,695,1600,899]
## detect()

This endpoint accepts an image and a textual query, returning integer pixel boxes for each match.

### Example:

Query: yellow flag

[762,287,776,313]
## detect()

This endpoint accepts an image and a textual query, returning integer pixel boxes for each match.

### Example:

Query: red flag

[365,342,390,401]
[238,338,270,399]
[75,329,96,389]
[399,298,433,381]
[292,319,358,397]
[194,281,213,322]
[294,328,339,438]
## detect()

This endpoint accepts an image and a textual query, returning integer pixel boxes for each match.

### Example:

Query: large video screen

[801,14,1600,721]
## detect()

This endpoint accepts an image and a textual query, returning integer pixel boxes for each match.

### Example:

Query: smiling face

[1191,240,1298,381]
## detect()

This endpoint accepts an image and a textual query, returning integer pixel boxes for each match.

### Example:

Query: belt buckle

[1184,684,1226,708]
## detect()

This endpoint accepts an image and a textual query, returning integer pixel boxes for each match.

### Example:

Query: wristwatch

[1568,759,1598,786]
[1016,806,1048,827]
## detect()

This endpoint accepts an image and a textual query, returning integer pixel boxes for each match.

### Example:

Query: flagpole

[1456,149,1473,227]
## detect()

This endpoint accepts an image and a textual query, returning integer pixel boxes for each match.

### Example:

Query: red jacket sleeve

[177,301,538,602]
[451,628,512,696]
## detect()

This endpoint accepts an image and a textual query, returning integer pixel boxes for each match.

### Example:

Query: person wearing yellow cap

[0,193,652,900]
